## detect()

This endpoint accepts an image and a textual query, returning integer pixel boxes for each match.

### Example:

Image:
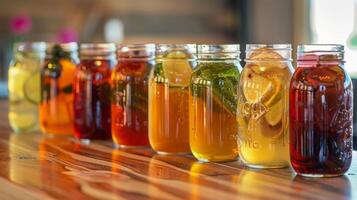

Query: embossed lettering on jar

[238,44,294,168]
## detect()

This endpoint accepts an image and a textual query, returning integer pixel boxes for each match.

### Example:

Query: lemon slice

[250,117,283,140]
[241,68,274,104]
[162,51,193,86]
[264,77,282,106]
[249,47,284,60]
[23,71,41,105]
[242,67,283,107]
[265,100,283,126]
[9,112,38,132]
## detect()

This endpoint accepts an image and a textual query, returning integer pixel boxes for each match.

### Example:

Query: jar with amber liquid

[190,44,241,162]
[111,44,154,147]
[237,44,294,168]
[290,44,353,177]
[73,43,116,140]
[40,42,79,135]
[148,44,196,154]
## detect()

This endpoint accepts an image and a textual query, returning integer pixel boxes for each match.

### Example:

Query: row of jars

[8,42,353,178]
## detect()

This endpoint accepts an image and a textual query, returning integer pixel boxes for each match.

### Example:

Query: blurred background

[0,0,356,92]
[0,0,357,145]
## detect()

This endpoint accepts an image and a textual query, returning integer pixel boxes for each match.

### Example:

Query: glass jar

[148,44,196,154]
[189,44,241,162]
[111,44,155,147]
[8,42,46,132]
[73,43,116,140]
[40,42,78,135]
[290,44,353,177]
[237,44,294,168]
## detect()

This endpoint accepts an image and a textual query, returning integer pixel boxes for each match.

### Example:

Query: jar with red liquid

[73,43,116,140]
[290,44,353,177]
[111,44,154,147]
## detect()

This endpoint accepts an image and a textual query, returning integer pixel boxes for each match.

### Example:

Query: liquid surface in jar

[190,62,240,162]
[290,54,353,176]
[238,47,292,168]
[148,50,193,154]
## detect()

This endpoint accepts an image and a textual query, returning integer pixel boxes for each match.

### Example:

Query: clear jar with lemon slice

[8,42,46,133]
[189,44,242,162]
[40,43,79,135]
[237,44,294,168]
[148,44,196,154]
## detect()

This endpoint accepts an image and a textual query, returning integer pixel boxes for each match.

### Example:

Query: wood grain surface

[0,100,356,200]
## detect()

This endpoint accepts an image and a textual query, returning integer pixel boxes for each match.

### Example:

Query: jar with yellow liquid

[190,44,241,162]
[237,44,294,168]
[148,44,196,154]
[8,42,46,132]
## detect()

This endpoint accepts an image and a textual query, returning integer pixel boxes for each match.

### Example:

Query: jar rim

[245,44,292,61]
[15,42,46,52]
[246,44,292,51]
[297,44,344,53]
[156,44,196,52]
[117,43,155,59]
[80,43,116,58]
[46,42,78,52]
[197,44,240,53]
[117,43,155,50]
[80,43,115,51]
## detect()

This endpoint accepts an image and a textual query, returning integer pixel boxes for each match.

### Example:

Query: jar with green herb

[189,44,241,162]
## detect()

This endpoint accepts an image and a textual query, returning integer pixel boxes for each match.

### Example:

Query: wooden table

[0,101,356,200]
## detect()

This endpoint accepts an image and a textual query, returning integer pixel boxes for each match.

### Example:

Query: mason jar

[290,44,353,177]
[148,44,196,154]
[238,44,294,168]
[111,44,155,147]
[190,44,242,162]
[40,42,78,135]
[73,43,116,140]
[8,42,46,132]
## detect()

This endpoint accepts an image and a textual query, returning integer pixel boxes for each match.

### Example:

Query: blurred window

[311,0,357,73]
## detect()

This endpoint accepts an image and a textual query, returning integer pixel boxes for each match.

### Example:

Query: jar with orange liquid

[148,44,196,154]
[189,44,241,162]
[40,43,79,135]
[111,44,154,147]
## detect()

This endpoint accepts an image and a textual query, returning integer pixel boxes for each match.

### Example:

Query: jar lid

[156,44,196,59]
[46,42,78,53]
[297,44,344,61]
[117,44,155,59]
[197,44,240,60]
[245,44,292,61]
[15,42,46,53]
[80,43,116,58]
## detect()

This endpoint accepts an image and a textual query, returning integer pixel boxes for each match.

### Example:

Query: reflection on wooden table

[0,102,355,199]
